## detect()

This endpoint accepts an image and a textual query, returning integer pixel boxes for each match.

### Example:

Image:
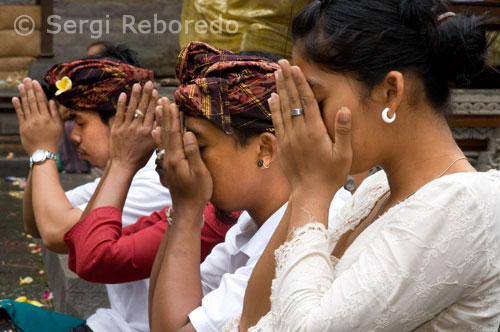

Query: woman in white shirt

[233,0,500,331]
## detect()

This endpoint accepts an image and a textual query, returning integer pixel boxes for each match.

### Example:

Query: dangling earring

[382,107,396,124]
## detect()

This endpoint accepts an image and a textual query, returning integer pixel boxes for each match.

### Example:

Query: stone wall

[1,0,183,77]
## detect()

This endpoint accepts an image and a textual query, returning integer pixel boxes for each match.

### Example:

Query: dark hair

[292,0,495,111]
[86,41,111,53]
[236,50,281,63]
[89,44,143,124]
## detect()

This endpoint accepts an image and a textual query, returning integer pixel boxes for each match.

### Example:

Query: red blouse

[63,204,239,284]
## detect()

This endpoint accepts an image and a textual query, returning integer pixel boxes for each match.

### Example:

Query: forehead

[69,109,98,119]
[292,47,326,88]
[185,116,221,136]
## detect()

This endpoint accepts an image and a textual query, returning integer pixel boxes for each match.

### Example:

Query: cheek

[205,151,251,211]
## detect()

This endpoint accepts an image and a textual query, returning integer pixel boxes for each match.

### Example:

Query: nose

[69,121,81,145]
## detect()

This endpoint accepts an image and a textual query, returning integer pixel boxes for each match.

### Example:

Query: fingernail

[339,107,351,123]
[184,132,195,145]
[277,70,283,81]
[278,59,287,66]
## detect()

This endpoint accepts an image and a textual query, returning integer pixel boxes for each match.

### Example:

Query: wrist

[170,204,205,226]
[109,159,139,177]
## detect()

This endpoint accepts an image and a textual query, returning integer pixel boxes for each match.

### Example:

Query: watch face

[32,150,46,163]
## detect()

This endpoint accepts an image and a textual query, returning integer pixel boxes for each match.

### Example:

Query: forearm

[32,160,82,253]
[22,171,40,237]
[240,203,292,331]
[148,223,171,323]
[286,189,333,238]
[81,160,135,219]
[150,209,204,332]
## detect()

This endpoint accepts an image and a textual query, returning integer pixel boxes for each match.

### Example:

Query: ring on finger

[156,149,165,160]
[133,109,145,119]
[291,108,304,117]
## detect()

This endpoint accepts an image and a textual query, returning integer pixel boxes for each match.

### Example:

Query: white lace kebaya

[228,170,500,331]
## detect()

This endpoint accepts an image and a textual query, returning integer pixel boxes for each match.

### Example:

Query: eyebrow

[186,127,204,140]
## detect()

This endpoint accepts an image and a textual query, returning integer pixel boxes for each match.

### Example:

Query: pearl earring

[382,107,396,124]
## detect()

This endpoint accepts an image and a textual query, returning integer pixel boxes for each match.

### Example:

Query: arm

[22,171,39,237]
[81,82,158,218]
[13,78,82,253]
[65,206,167,283]
[150,100,212,332]
[239,61,352,330]
[270,183,494,331]
[239,202,291,330]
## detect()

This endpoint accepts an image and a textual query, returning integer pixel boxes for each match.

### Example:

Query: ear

[256,132,278,168]
[373,71,404,119]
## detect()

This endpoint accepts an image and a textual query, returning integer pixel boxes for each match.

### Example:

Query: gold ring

[133,110,145,118]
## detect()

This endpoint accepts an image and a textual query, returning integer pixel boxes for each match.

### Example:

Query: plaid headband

[44,58,154,114]
[174,41,280,135]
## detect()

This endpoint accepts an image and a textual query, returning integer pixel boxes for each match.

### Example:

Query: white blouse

[226,170,500,331]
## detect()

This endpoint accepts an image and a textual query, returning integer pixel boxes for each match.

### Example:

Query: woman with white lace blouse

[228,0,500,331]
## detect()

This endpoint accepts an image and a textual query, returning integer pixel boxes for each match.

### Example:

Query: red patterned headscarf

[174,42,280,135]
[44,58,153,114]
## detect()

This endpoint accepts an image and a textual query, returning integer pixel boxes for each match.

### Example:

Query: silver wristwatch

[30,149,57,168]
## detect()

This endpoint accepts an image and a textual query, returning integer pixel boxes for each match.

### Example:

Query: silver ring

[133,109,145,119]
[156,149,165,160]
[291,108,304,117]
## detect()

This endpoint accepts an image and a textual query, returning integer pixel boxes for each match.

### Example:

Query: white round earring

[382,107,396,124]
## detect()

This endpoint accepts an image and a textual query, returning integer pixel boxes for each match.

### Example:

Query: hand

[160,98,212,221]
[269,60,352,200]
[12,78,63,156]
[109,81,157,173]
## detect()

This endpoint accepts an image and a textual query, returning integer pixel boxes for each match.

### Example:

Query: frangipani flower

[19,276,33,285]
[15,296,43,307]
[55,76,72,96]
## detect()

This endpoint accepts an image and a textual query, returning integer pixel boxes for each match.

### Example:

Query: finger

[291,66,322,125]
[334,107,353,163]
[12,97,25,124]
[24,78,40,116]
[135,81,154,125]
[18,83,31,120]
[49,100,62,123]
[152,125,162,149]
[154,101,164,128]
[125,84,141,125]
[269,93,284,141]
[183,131,207,175]
[166,103,186,162]
[275,68,292,134]
[114,92,127,127]
[279,60,304,118]
[32,80,50,116]
[160,98,171,149]
[144,89,158,128]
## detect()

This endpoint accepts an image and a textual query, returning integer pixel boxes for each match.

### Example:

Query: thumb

[183,131,206,176]
[334,107,352,160]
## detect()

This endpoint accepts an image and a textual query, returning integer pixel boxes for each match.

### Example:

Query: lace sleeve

[267,175,500,332]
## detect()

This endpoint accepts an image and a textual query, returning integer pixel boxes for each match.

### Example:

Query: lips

[77,149,87,158]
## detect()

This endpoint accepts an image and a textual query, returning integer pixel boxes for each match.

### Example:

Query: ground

[0,177,53,308]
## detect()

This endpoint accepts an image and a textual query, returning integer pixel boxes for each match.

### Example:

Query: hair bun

[431,13,490,83]
[399,0,445,30]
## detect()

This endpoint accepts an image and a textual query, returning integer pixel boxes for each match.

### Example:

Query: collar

[233,203,288,258]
